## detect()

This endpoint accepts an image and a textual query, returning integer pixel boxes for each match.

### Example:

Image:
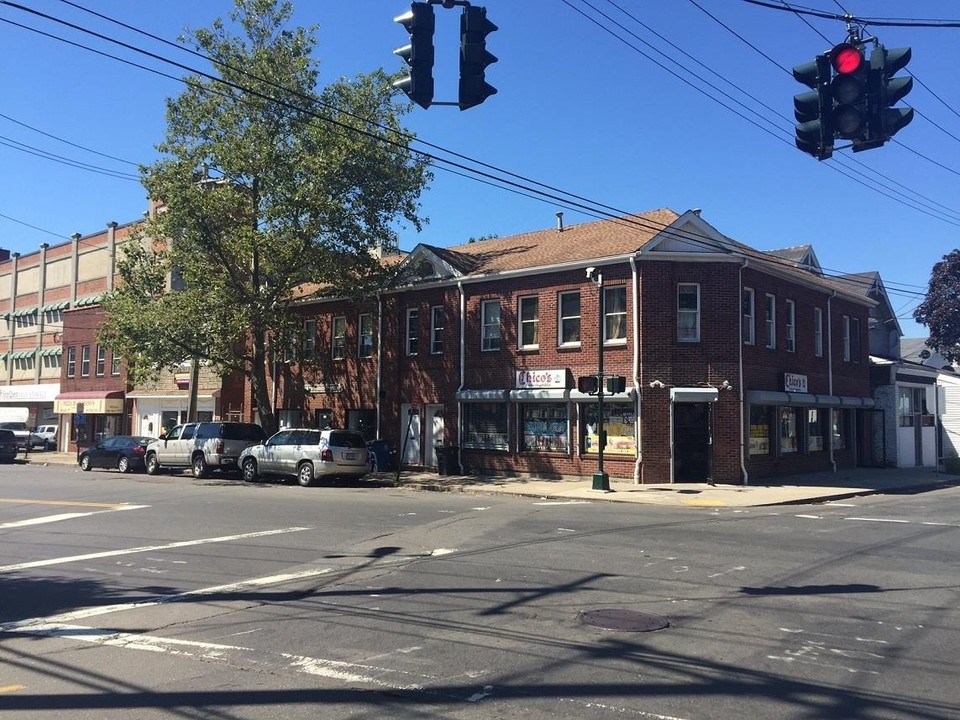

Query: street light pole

[588,267,611,492]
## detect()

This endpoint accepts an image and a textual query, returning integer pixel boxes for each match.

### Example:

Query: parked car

[145,421,266,478]
[0,429,18,462]
[240,428,370,487]
[34,424,58,450]
[0,422,45,451]
[79,435,157,473]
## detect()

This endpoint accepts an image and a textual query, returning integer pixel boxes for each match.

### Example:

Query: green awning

[12,308,37,318]
[39,347,62,357]
[74,294,103,307]
[41,300,70,312]
[10,349,36,360]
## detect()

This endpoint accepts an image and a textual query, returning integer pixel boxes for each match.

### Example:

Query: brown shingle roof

[424,208,681,275]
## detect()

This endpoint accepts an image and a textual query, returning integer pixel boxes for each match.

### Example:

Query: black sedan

[78,435,157,473]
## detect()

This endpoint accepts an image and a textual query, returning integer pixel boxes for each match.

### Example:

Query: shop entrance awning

[54,390,125,414]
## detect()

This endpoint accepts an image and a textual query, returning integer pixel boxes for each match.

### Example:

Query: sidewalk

[22,451,959,508]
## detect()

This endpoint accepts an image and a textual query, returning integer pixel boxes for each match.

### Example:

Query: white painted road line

[844,517,910,524]
[0,526,311,573]
[3,566,335,629]
[0,504,149,530]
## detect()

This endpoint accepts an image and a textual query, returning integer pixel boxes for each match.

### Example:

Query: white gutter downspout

[375,291,383,439]
[457,281,466,472]
[629,256,641,484]
[827,291,837,473]
[739,259,749,486]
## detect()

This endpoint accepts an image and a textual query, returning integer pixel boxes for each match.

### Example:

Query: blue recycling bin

[367,440,393,473]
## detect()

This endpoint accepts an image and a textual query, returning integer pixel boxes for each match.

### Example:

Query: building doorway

[400,404,421,466]
[673,402,713,482]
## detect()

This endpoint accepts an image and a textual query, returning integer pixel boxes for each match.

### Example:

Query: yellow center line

[0,685,26,693]
[0,498,128,509]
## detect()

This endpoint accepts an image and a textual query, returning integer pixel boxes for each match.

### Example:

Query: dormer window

[416,260,434,278]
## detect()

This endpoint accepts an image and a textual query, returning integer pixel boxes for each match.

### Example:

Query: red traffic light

[830,43,863,74]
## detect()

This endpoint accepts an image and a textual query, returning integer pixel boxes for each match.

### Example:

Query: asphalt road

[1,462,958,720]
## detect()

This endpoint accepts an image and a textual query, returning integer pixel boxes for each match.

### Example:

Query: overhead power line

[0,0,935,303]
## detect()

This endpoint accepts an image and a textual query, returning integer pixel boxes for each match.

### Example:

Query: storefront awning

[570,389,636,402]
[54,390,124,414]
[671,387,719,403]
[455,389,510,402]
[746,391,873,408]
[509,389,570,403]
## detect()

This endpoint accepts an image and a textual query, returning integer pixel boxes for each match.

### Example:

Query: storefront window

[832,409,847,450]
[520,403,569,453]
[463,403,508,450]
[807,408,824,452]
[581,402,635,455]
[749,405,771,456]
[779,407,799,454]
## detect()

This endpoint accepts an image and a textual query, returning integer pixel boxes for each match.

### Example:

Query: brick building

[268,208,877,484]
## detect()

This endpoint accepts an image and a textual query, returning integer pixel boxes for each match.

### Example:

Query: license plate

[345,453,356,460]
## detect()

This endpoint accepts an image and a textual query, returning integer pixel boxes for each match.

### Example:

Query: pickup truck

[0,422,45,451]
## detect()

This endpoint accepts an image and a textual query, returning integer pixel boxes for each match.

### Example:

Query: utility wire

[0,111,140,167]
[0,0,934,302]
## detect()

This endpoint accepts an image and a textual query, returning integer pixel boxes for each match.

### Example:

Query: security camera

[585,266,596,279]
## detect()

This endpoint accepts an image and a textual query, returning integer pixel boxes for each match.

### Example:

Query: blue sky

[1,1,957,339]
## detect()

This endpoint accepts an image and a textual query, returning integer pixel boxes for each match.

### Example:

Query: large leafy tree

[914,249,960,364]
[100,0,431,434]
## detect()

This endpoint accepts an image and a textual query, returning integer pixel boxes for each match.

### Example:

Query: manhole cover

[580,609,669,632]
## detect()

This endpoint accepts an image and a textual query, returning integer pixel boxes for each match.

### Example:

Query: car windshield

[0,422,27,431]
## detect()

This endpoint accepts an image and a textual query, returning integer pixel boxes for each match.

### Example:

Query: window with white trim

[405,308,419,356]
[814,306,823,357]
[303,319,316,359]
[112,352,122,376]
[431,306,444,354]
[742,287,755,345]
[604,286,627,343]
[677,283,700,342]
[359,313,373,358]
[558,291,581,346]
[95,345,106,376]
[765,294,776,349]
[80,345,90,377]
[842,315,851,361]
[332,316,346,360]
[785,299,796,353]
[67,346,76,377]
[481,299,501,351]
[518,296,539,349]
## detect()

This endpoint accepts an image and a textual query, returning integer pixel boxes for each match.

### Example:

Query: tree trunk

[251,325,277,436]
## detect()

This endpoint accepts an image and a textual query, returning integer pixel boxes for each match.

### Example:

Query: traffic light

[578,376,599,395]
[792,53,833,160]
[866,45,914,147]
[829,42,868,142]
[393,3,435,109]
[459,6,497,110]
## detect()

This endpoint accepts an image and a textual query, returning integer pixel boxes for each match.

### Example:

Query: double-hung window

[359,313,373,358]
[431,306,444,354]
[481,299,501,351]
[604,286,627,343]
[95,345,106,376]
[842,315,851,362]
[765,294,776,349]
[785,299,796,353]
[331,316,346,360]
[406,308,419,356]
[80,345,90,377]
[677,283,700,342]
[518,296,539,350]
[303,319,316,359]
[67,347,76,377]
[558,291,581,346]
[112,352,122,376]
[814,307,823,357]
[742,288,755,345]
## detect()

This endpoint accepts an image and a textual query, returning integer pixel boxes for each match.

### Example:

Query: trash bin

[367,440,393,473]
[436,446,460,476]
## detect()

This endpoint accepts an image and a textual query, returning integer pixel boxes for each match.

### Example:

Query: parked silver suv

[145,421,266,478]
[239,428,369,487]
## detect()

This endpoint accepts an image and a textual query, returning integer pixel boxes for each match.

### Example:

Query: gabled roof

[765,245,823,275]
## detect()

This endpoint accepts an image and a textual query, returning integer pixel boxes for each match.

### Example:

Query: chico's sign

[516,369,566,389]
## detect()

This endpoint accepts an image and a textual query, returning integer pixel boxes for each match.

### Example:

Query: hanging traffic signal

[459,6,498,111]
[793,53,833,160]
[393,2,435,109]
[866,45,914,147]
[829,42,868,141]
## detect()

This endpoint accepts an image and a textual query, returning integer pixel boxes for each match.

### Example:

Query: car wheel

[145,454,160,475]
[192,454,208,479]
[118,456,130,474]
[79,454,92,471]
[297,461,316,487]
[241,457,258,482]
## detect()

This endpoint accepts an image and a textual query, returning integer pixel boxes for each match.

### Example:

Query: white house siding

[940,375,960,460]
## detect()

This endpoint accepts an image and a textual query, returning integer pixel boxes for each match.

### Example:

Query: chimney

[556,211,564,233]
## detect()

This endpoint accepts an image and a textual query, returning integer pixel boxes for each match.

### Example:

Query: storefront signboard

[516,369,566,389]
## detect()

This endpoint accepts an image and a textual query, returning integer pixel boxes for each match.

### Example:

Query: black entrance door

[673,402,713,482]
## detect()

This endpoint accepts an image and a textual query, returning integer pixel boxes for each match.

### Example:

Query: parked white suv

[240,428,369,487]
[35,424,57,450]
[145,421,266,478]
